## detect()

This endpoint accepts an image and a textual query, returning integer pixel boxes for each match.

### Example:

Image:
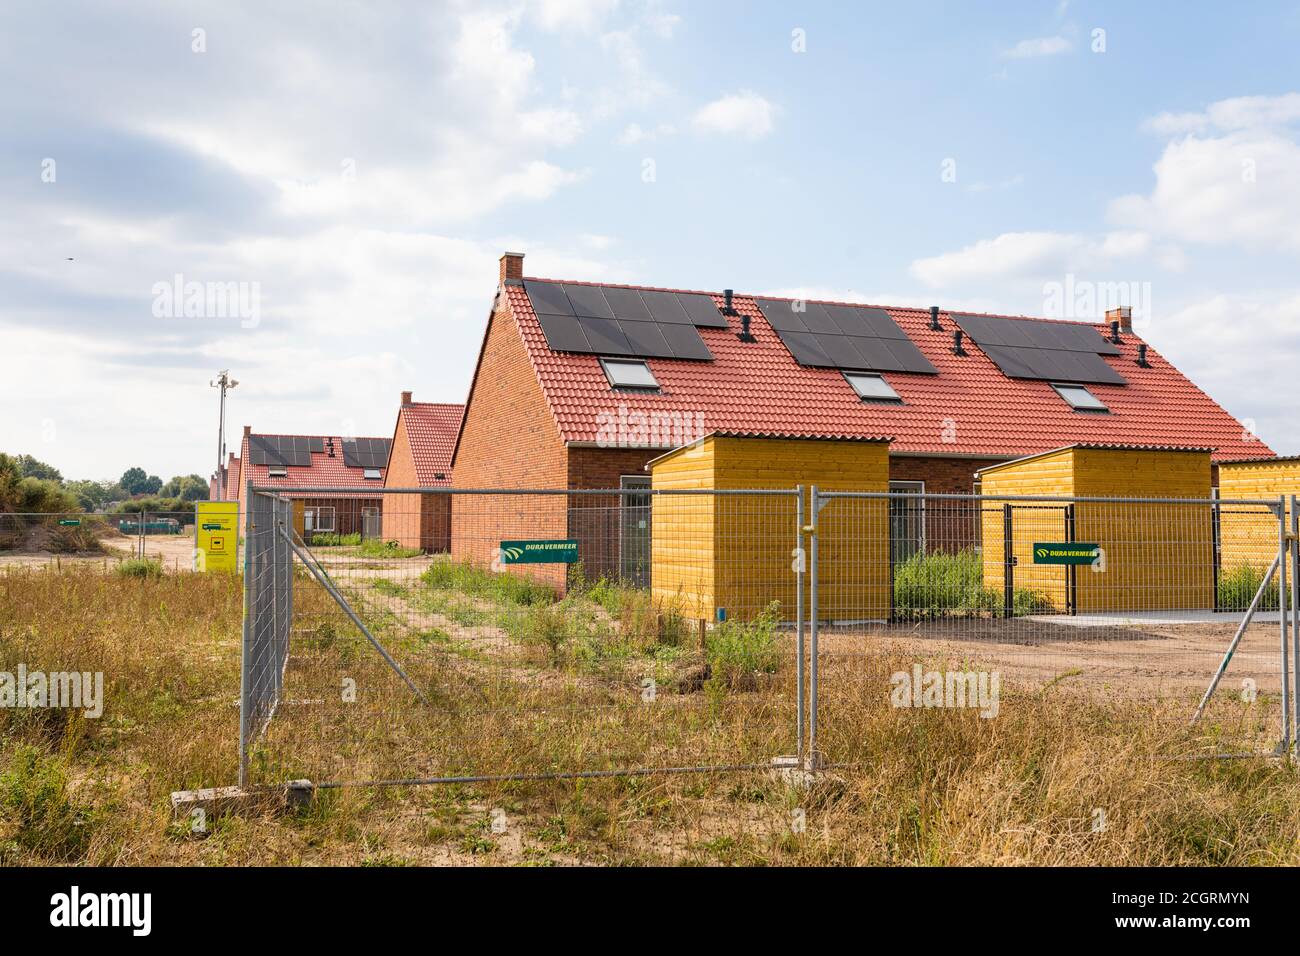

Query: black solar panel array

[341,437,391,470]
[525,280,720,361]
[248,435,323,468]
[753,298,939,375]
[952,314,1126,385]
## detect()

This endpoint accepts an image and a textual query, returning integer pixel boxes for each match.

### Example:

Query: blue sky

[3,0,1299,480]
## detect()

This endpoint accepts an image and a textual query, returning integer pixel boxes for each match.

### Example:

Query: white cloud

[1003,36,1072,58]
[909,231,1151,288]
[531,0,621,33]
[1114,94,1300,251]
[692,90,777,140]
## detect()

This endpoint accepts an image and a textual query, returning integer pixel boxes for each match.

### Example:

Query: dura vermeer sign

[1033,542,1101,565]
[500,540,579,564]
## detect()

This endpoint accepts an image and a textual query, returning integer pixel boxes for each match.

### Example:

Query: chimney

[499,251,524,285]
[929,306,942,331]
[243,425,251,439]
[401,390,413,405]
[1106,306,1133,334]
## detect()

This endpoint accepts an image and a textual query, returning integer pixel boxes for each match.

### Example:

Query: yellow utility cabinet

[649,435,891,623]
[977,445,1214,613]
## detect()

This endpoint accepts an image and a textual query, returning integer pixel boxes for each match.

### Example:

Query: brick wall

[889,454,1003,553]
[450,296,569,590]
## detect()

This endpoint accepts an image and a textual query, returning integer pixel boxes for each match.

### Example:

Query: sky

[3,0,1299,482]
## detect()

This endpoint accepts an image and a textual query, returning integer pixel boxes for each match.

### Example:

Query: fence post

[238,481,255,787]
[795,485,804,764]
[1280,497,1292,754]
[1292,495,1299,758]
[1002,503,1014,618]
[808,485,819,769]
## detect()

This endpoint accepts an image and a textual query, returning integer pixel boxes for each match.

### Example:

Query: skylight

[844,371,902,403]
[1052,383,1109,412]
[363,468,382,480]
[600,357,660,390]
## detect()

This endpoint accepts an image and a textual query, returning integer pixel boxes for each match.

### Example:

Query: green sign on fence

[500,539,579,564]
[201,523,223,531]
[1033,542,1100,565]
[58,518,81,527]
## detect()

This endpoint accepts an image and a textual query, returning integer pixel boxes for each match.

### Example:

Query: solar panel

[953,314,1127,385]
[524,280,717,361]
[754,298,938,375]
[342,437,392,470]
[248,435,313,468]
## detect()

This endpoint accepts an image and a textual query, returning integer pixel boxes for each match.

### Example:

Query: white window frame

[889,480,926,557]
[363,468,382,480]
[844,371,902,403]
[618,475,652,581]
[1051,382,1109,413]
[599,357,660,391]
[267,467,288,477]
[305,505,336,532]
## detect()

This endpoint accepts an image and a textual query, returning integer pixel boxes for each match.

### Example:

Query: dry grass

[0,564,1297,866]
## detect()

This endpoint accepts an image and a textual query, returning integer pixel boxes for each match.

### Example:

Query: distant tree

[14,454,62,482]
[143,474,163,495]
[65,479,113,512]
[120,467,149,495]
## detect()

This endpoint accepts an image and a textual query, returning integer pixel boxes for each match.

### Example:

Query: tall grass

[1218,563,1289,612]
[421,558,556,606]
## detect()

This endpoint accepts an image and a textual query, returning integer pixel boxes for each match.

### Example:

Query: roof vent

[737,312,756,343]
[326,438,335,457]
[929,306,942,331]
[1109,320,1122,344]
[722,289,738,316]
[953,330,966,356]
[1136,343,1150,367]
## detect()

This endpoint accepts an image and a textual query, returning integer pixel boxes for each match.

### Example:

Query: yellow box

[195,501,240,573]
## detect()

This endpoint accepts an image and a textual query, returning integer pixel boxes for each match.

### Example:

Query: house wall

[566,446,660,582]
[650,437,891,623]
[980,448,1214,613]
[1217,460,1298,573]
[382,412,453,552]
[450,297,569,591]
[890,454,1003,553]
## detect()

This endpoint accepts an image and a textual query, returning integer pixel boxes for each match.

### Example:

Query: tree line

[0,453,209,515]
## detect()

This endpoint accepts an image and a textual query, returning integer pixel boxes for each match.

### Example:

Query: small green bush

[358,539,422,559]
[421,560,555,606]
[706,601,781,691]
[893,549,1052,619]
[310,532,361,547]
[115,558,163,579]
[1218,563,1286,612]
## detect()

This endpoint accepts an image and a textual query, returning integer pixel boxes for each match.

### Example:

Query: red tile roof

[238,432,388,498]
[502,278,1275,463]
[392,402,463,485]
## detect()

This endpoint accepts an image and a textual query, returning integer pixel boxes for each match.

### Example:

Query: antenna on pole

[210,370,239,499]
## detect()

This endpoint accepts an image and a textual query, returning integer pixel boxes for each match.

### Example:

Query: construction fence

[238,485,1300,788]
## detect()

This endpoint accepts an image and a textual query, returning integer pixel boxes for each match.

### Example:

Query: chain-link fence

[239,486,1296,789]
[808,490,1292,764]
[0,510,201,564]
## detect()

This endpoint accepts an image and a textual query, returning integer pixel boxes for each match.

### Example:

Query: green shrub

[706,601,781,691]
[421,560,555,606]
[115,558,163,579]
[893,549,1052,619]
[1218,563,1285,612]
[310,532,361,547]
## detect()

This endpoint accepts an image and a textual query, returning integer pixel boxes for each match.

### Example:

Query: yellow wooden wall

[1218,460,1297,572]
[650,437,891,623]
[980,447,1214,613]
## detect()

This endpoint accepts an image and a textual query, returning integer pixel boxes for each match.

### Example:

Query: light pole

[210,370,238,499]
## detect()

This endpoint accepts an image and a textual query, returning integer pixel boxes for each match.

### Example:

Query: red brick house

[209,451,241,502]
[236,426,390,538]
[450,251,1273,582]
[381,392,463,552]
